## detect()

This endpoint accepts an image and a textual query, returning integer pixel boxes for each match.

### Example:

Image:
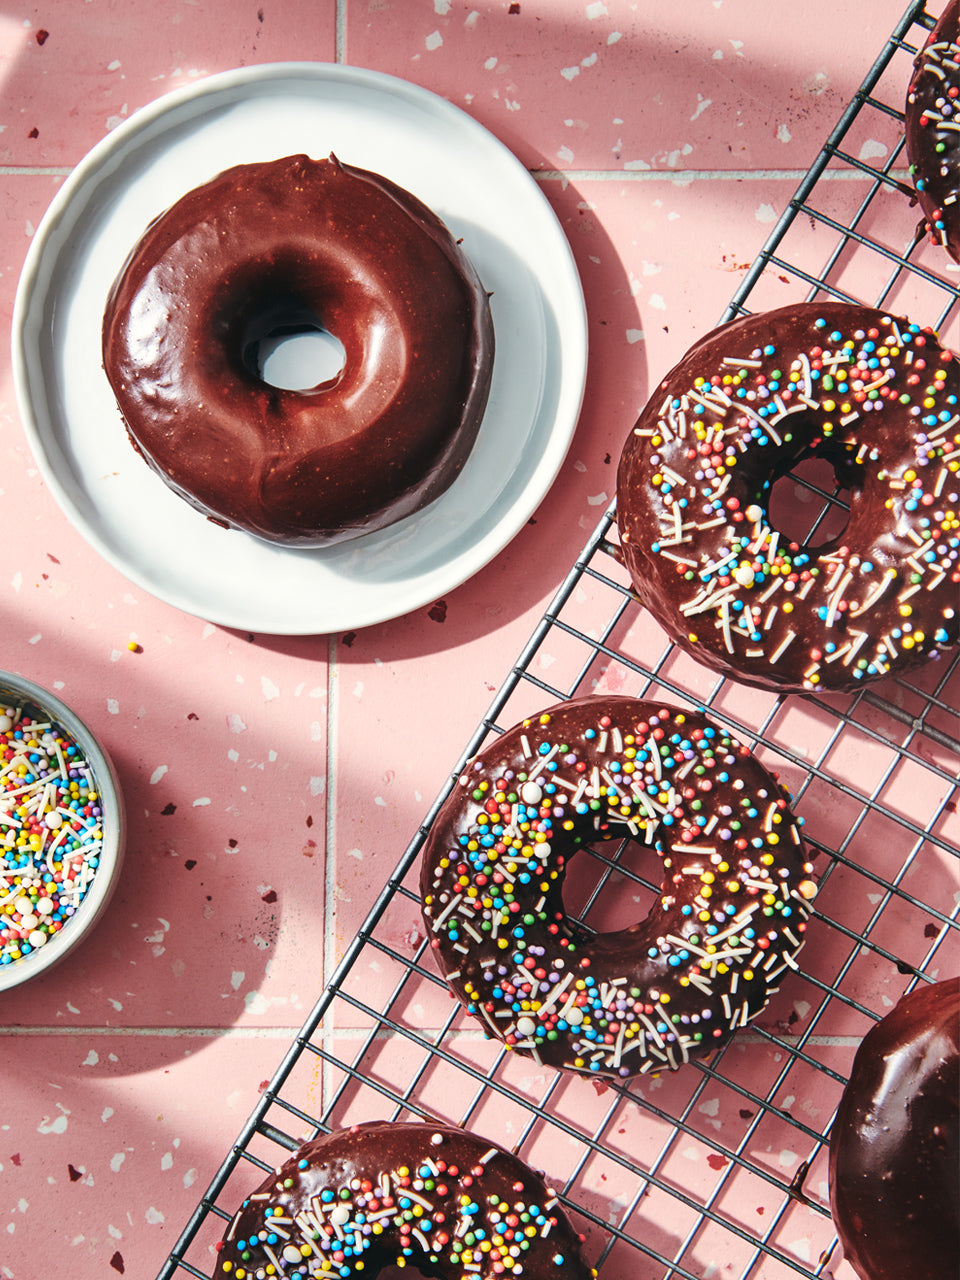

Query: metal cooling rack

[160,3,959,1277]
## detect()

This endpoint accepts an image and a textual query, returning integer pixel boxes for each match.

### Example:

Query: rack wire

[160,3,959,1277]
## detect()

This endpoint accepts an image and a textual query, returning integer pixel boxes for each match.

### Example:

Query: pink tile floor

[0,2,957,1279]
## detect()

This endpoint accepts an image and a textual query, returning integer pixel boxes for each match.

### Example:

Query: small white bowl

[0,671,125,992]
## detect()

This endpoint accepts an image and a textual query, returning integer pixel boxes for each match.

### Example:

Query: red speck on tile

[306,814,314,828]
[184,859,197,871]
[68,1163,83,1181]
[508,2,520,11]
[10,1153,21,1165]
[739,1110,754,1120]
[35,28,49,45]
[161,802,177,816]
[428,599,448,623]
[341,631,356,647]
[28,127,39,138]
[110,1252,125,1274]
[924,922,939,937]
[706,1154,728,1171]
[261,888,278,904]
[302,839,317,858]
[46,553,60,564]
[187,712,199,721]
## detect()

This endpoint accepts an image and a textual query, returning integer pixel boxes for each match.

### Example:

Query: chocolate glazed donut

[421,696,816,1079]
[102,155,494,547]
[617,301,959,693]
[905,0,960,262]
[828,978,959,1280]
[213,1121,596,1279]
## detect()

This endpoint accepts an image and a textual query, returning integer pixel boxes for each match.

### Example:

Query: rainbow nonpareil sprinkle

[0,703,104,965]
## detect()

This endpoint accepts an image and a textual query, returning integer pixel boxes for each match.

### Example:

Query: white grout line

[0,1024,868,1047]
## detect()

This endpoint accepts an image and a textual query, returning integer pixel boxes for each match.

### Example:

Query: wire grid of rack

[160,3,959,1278]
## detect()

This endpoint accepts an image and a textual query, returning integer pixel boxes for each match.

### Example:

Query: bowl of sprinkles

[0,671,124,991]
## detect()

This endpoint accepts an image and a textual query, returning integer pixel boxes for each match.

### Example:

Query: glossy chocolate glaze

[102,155,494,546]
[905,0,960,263]
[213,1121,595,1279]
[421,696,816,1079]
[617,302,959,693]
[829,978,959,1280]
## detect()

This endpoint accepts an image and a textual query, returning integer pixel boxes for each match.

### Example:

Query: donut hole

[241,296,346,392]
[562,835,664,941]
[766,450,859,551]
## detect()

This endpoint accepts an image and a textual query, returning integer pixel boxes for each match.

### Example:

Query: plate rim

[11,61,588,635]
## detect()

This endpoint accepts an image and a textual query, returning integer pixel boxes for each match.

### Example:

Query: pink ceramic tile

[0,0,338,167]
[345,0,911,174]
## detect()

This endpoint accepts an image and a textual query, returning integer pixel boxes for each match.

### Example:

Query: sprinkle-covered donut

[102,154,494,547]
[905,0,960,262]
[213,1121,596,1279]
[617,301,959,693]
[828,977,959,1280]
[420,696,816,1079]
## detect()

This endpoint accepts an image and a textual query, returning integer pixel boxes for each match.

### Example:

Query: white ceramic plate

[12,63,587,634]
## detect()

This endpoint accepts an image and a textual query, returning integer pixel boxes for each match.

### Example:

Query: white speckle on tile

[10,571,21,593]
[858,138,888,162]
[607,31,621,44]
[778,1149,798,1168]
[261,676,280,700]
[374,796,387,807]
[788,1238,812,1262]
[161,1152,173,1171]
[108,1224,122,1238]
[804,70,829,95]
[626,329,644,344]
[309,775,325,796]
[38,1109,69,1135]
[230,971,244,990]
[172,958,186,977]
[504,98,521,111]
[649,294,667,310]
[866,892,883,905]
[624,158,651,171]
[572,460,587,473]
[348,847,363,859]
[585,0,607,17]
[309,720,324,743]
[25,220,35,238]
[777,123,792,143]
[28,634,41,645]
[227,712,247,733]
[699,1096,720,1117]
[352,681,364,698]
[691,94,712,121]
[642,260,662,276]
[101,1108,113,1122]
[105,697,119,715]
[434,0,451,12]
[425,30,443,51]
[587,492,609,507]
[244,990,269,1016]
[581,52,598,69]
[145,1207,165,1226]
[107,998,122,1011]
[107,58,121,70]
[184,1168,198,1188]
[150,764,168,785]
[228,748,239,762]
[192,796,211,807]
[464,9,479,27]
[794,1000,811,1020]
[756,203,777,223]
[730,39,744,55]
[484,55,497,69]
[201,623,216,638]
[713,49,723,60]
[557,144,575,164]
[560,64,580,82]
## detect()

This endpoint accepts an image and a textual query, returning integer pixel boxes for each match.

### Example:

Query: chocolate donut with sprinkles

[905,0,960,262]
[420,696,816,1079]
[617,302,959,693]
[213,1120,596,1279]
